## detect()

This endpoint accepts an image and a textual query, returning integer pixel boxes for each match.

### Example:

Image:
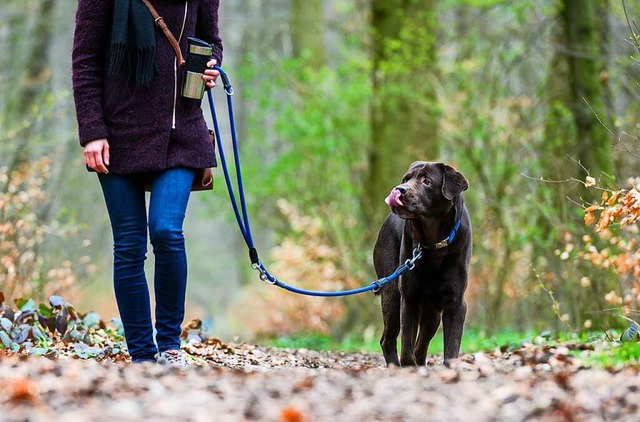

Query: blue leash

[207,67,432,297]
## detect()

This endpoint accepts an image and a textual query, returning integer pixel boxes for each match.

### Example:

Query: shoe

[156,349,189,367]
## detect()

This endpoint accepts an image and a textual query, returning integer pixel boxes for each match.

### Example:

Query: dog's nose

[396,185,407,195]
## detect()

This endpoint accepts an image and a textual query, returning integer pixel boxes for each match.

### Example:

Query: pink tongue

[384,189,404,208]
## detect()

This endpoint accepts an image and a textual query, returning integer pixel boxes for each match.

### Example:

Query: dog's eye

[422,178,432,188]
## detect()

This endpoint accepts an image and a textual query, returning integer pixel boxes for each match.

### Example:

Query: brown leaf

[9,378,38,404]
[292,376,314,393]
[439,368,460,383]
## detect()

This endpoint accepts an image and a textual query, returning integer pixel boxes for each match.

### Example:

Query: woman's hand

[203,59,220,89]
[84,138,110,174]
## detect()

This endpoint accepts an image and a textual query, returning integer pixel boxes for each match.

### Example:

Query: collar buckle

[421,219,461,251]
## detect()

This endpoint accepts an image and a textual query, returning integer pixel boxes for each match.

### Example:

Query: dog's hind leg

[414,305,441,366]
[443,298,467,361]
[379,287,401,366]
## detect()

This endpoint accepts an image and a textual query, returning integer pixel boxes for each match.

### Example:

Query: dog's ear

[440,164,469,200]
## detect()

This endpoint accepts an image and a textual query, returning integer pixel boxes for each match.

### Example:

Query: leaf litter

[2,294,640,421]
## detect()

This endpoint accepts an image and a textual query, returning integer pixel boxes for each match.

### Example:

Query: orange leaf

[584,211,596,226]
[584,205,600,213]
[607,191,620,206]
[280,407,305,422]
[596,208,613,232]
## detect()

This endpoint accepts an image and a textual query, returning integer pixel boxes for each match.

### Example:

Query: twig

[623,0,640,54]
[520,173,578,184]
[600,327,614,342]
[620,315,640,326]
[521,173,612,194]
[582,98,640,159]
[533,266,575,334]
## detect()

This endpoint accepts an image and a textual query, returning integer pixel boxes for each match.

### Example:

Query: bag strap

[140,0,185,66]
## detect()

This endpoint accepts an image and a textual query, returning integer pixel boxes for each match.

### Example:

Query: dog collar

[421,220,461,251]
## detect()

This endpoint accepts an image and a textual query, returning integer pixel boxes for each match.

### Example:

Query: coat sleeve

[195,0,223,65]
[72,0,112,146]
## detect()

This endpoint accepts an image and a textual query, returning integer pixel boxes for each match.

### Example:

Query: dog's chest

[407,251,455,296]
[417,249,447,270]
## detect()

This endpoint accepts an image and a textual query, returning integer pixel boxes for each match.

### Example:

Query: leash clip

[252,262,276,285]
[407,246,422,269]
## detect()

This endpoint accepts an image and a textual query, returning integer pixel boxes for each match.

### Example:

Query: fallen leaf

[280,407,305,422]
[10,378,38,404]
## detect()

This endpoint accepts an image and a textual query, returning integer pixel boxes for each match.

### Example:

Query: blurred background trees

[1,0,638,342]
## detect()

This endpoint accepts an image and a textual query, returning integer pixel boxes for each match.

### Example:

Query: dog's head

[384,161,468,219]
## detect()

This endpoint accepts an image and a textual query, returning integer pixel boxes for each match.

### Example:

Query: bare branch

[582,97,640,160]
[623,0,640,53]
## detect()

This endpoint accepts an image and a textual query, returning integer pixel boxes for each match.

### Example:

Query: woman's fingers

[102,143,110,166]
[94,150,109,173]
[84,139,110,174]
[85,150,96,171]
[203,59,219,89]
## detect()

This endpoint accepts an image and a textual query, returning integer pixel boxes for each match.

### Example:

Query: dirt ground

[1,341,639,422]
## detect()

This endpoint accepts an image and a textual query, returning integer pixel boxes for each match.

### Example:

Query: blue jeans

[98,168,196,363]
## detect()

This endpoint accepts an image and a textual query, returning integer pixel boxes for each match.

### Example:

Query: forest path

[1,342,639,421]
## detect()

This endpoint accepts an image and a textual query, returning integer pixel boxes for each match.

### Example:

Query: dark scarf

[108,0,186,86]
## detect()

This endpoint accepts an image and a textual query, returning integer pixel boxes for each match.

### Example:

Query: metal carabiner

[405,258,416,271]
[412,246,422,261]
[252,262,276,285]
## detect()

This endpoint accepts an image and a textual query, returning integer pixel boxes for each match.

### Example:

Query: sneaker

[156,349,189,367]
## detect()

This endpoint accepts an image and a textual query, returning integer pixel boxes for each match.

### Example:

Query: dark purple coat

[72,0,223,174]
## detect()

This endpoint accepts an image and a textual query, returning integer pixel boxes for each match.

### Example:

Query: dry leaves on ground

[1,338,640,422]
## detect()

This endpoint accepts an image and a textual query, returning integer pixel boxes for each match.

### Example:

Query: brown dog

[373,162,471,366]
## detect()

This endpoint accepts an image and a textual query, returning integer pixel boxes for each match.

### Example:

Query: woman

[72,0,223,365]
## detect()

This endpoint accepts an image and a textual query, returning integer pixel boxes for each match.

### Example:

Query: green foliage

[265,328,538,354]
[583,342,640,367]
[0,292,127,360]
[237,53,371,224]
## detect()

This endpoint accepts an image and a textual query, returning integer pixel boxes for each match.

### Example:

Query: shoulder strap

[140,0,186,66]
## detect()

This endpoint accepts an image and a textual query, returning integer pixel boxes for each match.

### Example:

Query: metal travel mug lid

[187,37,213,54]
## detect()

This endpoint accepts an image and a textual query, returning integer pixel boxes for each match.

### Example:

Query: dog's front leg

[379,285,401,367]
[442,297,467,361]
[399,278,420,367]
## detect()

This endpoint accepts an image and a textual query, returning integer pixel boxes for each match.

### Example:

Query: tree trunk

[363,0,440,232]
[290,0,326,62]
[560,0,614,176]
